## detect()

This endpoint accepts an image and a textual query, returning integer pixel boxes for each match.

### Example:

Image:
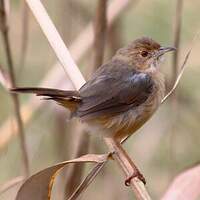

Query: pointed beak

[156,46,176,57]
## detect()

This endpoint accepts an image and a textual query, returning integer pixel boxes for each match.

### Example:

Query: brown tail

[10,87,81,112]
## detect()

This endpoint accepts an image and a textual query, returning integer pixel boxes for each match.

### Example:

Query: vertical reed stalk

[0,0,30,177]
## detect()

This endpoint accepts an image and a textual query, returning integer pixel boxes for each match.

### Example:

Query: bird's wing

[76,62,154,119]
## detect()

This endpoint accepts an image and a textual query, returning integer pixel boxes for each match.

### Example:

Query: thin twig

[162,48,191,103]
[162,31,199,103]
[0,0,30,177]
[18,2,29,73]
[93,0,107,68]
[67,162,107,200]
[108,20,122,57]
[172,0,183,84]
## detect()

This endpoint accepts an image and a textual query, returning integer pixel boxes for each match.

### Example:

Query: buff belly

[84,96,160,141]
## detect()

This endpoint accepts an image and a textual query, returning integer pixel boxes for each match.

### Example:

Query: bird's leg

[110,149,146,186]
[105,137,146,187]
[117,136,146,185]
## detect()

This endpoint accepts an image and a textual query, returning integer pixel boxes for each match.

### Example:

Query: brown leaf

[16,154,108,200]
[161,164,200,200]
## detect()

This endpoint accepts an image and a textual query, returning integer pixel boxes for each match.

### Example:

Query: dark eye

[141,51,148,57]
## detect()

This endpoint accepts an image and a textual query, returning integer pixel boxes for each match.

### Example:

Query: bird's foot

[125,170,146,186]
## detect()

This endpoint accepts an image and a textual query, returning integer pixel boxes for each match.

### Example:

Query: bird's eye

[141,51,148,57]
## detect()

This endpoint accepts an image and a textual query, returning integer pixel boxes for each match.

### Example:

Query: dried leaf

[161,164,200,200]
[16,154,108,200]
[162,48,191,103]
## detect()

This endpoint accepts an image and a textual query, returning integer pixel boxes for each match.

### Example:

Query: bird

[11,37,175,184]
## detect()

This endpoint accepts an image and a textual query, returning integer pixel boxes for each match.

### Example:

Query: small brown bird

[11,37,174,140]
[11,37,174,182]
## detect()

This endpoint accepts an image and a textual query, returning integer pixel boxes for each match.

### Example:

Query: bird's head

[113,37,176,72]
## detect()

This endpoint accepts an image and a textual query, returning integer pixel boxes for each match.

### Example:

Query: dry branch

[170,0,184,113]
[67,162,107,200]
[93,0,107,68]
[162,32,197,103]
[0,0,30,177]
[18,2,29,72]
[108,20,123,57]
[172,0,183,83]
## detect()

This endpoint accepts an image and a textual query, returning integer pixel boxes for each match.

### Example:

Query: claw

[125,171,146,186]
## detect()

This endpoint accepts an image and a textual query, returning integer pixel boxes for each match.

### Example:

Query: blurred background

[0,0,200,199]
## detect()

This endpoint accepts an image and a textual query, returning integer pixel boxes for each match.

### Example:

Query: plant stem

[0,0,30,177]
[172,0,183,83]
[104,138,151,200]
[18,2,29,73]
[93,0,107,69]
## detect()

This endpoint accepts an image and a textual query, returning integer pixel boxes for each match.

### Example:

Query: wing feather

[75,61,154,119]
